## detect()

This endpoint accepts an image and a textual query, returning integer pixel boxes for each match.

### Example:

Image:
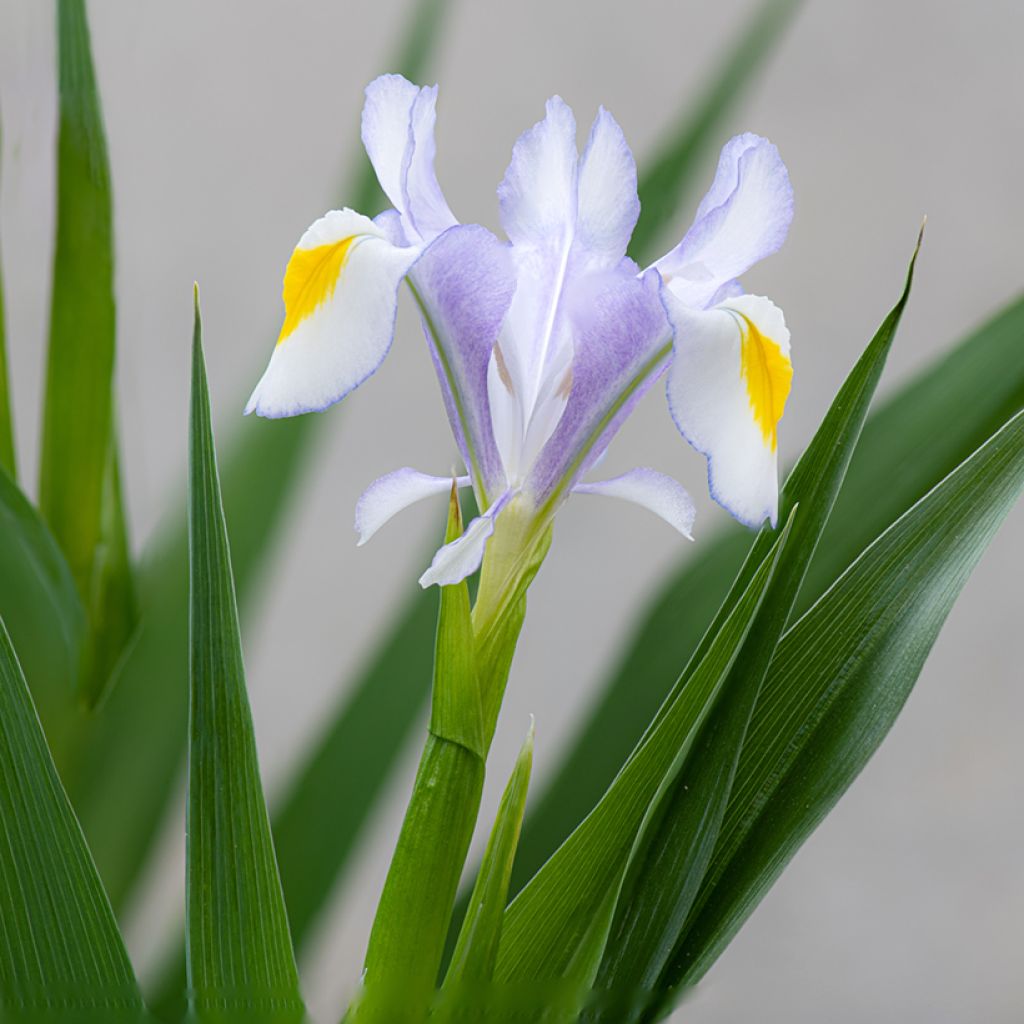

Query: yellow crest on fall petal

[739,314,792,451]
[278,236,359,344]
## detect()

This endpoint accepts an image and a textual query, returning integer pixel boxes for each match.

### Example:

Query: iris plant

[247,75,794,612]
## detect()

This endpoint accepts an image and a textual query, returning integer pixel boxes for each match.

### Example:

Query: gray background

[1,1,1022,1020]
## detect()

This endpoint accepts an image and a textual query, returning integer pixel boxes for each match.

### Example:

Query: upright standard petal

[246,209,418,418]
[577,107,640,270]
[355,468,471,546]
[498,96,578,249]
[361,74,456,244]
[526,268,673,505]
[490,98,580,484]
[574,467,695,539]
[656,134,793,309]
[409,225,517,501]
[666,293,792,528]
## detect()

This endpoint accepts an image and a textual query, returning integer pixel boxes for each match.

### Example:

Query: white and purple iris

[247,75,794,588]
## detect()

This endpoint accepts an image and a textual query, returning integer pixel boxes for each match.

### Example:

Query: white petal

[418,491,513,588]
[246,209,418,419]
[574,468,696,539]
[655,134,792,309]
[361,75,456,244]
[498,96,578,249]
[577,107,640,269]
[665,293,792,529]
[355,469,471,546]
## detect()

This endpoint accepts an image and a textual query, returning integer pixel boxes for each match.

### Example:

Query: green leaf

[0,468,86,752]
[493,523,790,989]
[511,287,1024,907]
[586,238,920,1015]
[0,617,146,1023]
[186,291,304,1022]
[0,111,16,480]
[443,720,534,996]
[350,492,485,1024]
[629,0,802,265]
[654,405,1024,1016]
[66,0,457,927]
[39,0,136,708]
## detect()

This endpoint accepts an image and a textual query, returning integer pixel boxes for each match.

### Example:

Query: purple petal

[410,224,517,501]
[526,267,673,503]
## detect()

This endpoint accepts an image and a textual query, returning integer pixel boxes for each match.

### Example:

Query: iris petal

[355,468,471,546]
[655,133,793,309]
[246,209,418,418]
[665,293,791,528]
[574,467,695,539]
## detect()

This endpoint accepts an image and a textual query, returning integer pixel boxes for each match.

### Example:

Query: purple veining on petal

[410,224,517,500]
[526,267,673,503]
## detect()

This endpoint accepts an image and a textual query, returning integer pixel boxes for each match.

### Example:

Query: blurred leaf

[442,720,534,1000]
[39,0,136,708]
[588,239,919,1013]
[350,491,485,1023]
[652,405,1024,1016]
[0,617,146,1023]
[629,0,802,265]
[0,111,16,480]
[511,288,1024,906]
[0,468,86,752]
[67,0,457,925]
[493,525,789,988]
[186,292,304,1022]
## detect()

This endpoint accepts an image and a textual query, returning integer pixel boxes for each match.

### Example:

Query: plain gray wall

[1,1,1022,1020]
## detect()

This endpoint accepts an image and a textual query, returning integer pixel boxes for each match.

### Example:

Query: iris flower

[247,75,793,588]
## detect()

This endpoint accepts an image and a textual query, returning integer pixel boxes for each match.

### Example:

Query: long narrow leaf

[68,0,456,927]
[652,405,1024,1016]
[493,522,791,986]
[351,489,484,1023]
[186,292,304,1021]
[39,0,136,707]
[589,239,920,1010]
[0,617,145,1023]
[629,0,802,264]
[0,111,15,479]
[512,289,1024,903]
[443,721,534,996]
[0,469,86,754]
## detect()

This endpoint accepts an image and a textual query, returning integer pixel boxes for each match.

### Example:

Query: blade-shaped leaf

[0,616,146,1023]
[186,292,304,1021]
[443,720,534,995]
[512,289,1024,905]
[628,0,802,265]
[350,489,485,1023]
[584,238,920,1013]
[651,405,1024,1017]
[493,523,790,987]
[0,468,86,752]
[0,111,15,480]
[67,0,456,927]
[39,0,136,708]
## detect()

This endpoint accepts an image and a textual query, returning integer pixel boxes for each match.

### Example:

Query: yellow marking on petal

[739,314,792,451]
[493,342,515,394]
[278,236,359,344]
